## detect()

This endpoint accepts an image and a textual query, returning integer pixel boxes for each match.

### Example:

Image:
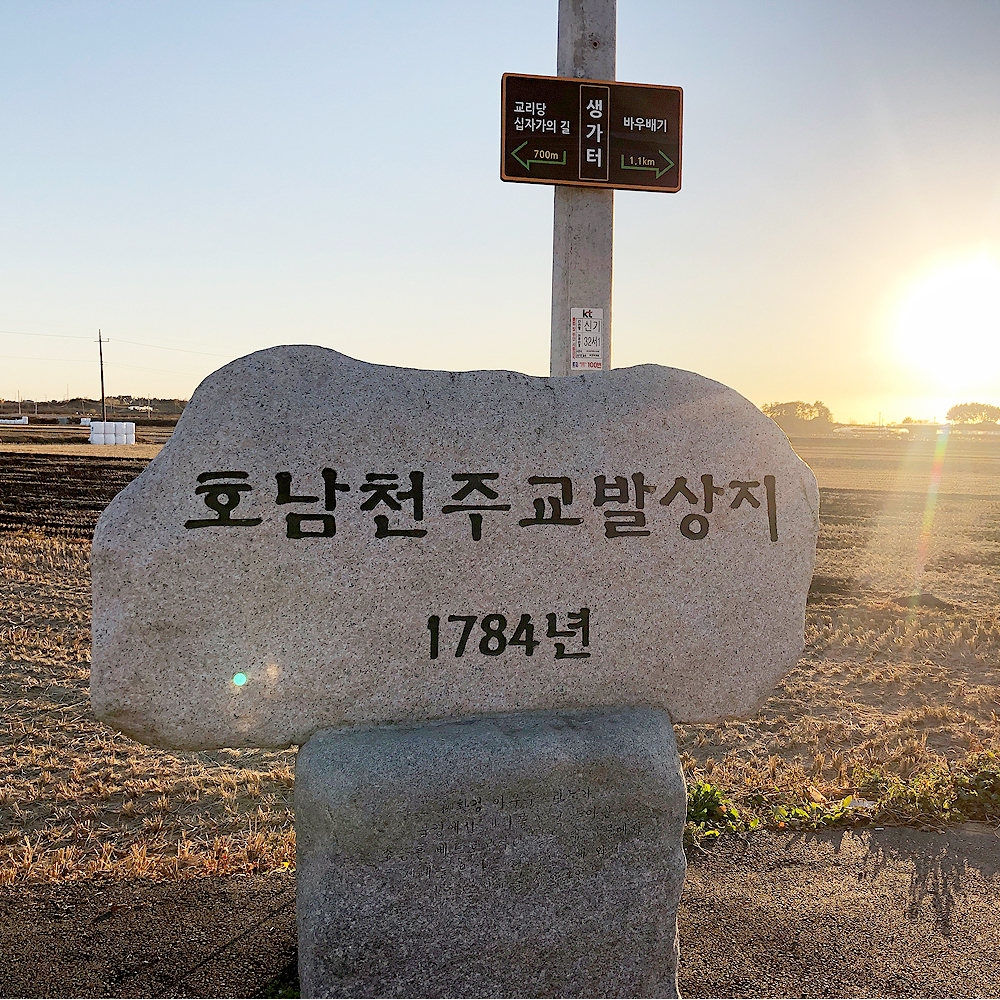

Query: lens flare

[233,672,248,686]
[912,426,949,600]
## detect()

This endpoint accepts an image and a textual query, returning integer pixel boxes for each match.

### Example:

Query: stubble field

[1,435,998,883]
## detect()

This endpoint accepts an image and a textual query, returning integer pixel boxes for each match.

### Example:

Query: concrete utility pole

[550,0,616,376]
[98,329,107,422]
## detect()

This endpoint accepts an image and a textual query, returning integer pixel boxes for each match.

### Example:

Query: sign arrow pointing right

[620,150,676,180]
[655,150,676,178]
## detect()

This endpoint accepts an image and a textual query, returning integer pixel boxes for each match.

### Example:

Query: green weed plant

[685,750,1000,843]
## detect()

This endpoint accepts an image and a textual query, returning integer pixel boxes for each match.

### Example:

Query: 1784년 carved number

[427,609,590,660]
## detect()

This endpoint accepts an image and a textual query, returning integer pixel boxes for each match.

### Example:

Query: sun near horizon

[890,253,1000,409]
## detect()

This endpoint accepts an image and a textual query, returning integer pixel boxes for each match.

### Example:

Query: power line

[107,361,202,377]
[0,354,92,363]
[0,355,200,377]
[0,329,91,341]
[1,327,229,357]
[114,337,229,358]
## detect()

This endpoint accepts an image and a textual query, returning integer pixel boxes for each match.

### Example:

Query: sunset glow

[3,3,1000,425]
[894,255,1000,388]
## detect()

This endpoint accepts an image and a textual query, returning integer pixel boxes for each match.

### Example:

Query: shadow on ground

[3,825,1000,998]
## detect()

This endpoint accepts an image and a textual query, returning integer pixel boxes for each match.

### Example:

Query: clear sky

[3,0,999,423]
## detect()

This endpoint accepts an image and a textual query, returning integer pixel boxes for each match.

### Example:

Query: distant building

[903,423,945,439]
[832,425,905,439]
[949,423,1000,437]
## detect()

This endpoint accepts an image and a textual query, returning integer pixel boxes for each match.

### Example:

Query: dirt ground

[2,434,999,997]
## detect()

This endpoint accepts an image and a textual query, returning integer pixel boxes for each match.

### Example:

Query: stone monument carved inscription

[386,778,658,869]
[91,345,819,751]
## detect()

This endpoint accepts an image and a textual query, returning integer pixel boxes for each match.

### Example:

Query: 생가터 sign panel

[501,73,682,192]
[91,346,817,750]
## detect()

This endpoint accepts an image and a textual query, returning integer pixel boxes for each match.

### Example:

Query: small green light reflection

[233,672,248,687]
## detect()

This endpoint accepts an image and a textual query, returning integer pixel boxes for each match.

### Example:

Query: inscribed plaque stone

[90,345,818,750]
[295,708,687,998]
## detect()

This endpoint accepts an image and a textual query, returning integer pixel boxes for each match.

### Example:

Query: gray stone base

[295,708,687,998]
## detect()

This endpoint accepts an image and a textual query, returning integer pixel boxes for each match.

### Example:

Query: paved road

[2,825,998,997]
[680,823,1000,998]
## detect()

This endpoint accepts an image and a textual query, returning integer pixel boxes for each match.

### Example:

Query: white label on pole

[570,308,604,370]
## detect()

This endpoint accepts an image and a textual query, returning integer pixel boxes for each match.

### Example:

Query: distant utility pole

[97,329,107,422]
[550,0,616,376]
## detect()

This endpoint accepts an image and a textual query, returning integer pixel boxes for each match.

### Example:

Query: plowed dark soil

[0,453,148,536]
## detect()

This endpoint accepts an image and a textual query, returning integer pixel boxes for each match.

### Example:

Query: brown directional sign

[501,73,682,193]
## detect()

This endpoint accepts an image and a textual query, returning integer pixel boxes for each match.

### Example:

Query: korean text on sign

[184,468,779,543]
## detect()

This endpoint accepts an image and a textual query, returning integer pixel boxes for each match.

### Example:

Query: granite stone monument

[91,345,819,997]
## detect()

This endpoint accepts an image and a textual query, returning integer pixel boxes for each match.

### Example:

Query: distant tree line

[0,396,188,413]
[761,400,833,435]
[946,402,1000,424]
[761,399,1000,433]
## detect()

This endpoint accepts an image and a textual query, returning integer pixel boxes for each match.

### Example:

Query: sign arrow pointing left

[512,141,567,171]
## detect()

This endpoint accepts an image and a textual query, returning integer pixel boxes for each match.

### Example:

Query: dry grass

[676,599,1000,808]
[0,532,295,884]
[676,438,1000,822]
[2,438,999,882]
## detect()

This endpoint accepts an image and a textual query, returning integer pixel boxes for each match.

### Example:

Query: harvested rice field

[1,435,998,884]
